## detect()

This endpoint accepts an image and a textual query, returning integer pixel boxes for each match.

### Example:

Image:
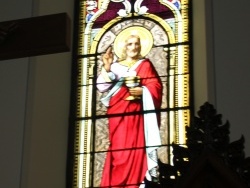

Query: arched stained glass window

[68,0,191,187]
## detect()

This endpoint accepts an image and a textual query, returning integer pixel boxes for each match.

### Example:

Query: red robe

[100,59,162,187]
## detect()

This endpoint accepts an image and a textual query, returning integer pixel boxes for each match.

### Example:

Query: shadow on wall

[145,102,250,188]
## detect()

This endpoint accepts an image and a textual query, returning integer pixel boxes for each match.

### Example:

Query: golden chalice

[124,76,141,100]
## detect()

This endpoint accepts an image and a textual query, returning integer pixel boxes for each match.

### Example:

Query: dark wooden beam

[0,13,71,60]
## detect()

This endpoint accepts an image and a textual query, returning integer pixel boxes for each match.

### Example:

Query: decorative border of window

[69,0,191,187]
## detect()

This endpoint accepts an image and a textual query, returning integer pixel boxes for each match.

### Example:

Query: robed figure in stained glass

[97,31,163,187]
[70,0,191,187]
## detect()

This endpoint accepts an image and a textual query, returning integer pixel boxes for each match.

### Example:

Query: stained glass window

[68,0,191,187]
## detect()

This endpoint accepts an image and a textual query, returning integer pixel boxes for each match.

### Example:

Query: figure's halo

[114,26,153,59]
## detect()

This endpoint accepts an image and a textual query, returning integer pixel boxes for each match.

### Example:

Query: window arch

[68,0,191,187]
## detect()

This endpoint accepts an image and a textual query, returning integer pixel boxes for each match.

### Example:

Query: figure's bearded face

[125,37,141,60]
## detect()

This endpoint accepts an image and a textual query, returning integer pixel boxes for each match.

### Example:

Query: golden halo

[114,26,153,59]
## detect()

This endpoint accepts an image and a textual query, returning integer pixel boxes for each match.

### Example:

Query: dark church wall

[211,0,250,156]
[0,0,73,188]
[0,0,33,187]
[193,0,250,156]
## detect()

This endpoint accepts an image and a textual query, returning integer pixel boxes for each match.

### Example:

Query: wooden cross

[0,13,70,60]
